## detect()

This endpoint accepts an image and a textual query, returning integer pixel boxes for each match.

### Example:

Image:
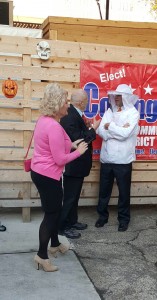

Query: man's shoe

[0,224,6,232]
[71,222,87,230]
[118,223,128,232]
[63,228,81,239]
[95,218,108,228]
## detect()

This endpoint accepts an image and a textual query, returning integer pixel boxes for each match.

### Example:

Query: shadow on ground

[72,205,157,300]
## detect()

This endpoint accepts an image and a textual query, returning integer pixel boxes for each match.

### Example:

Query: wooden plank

[52,23,157,36]
[22,56,32,109]
[31,81,46,97]
[0,98,27,109]
[79,197,157,206]
[9,0,13,26]
[92,160,101,170]
[55,26,157,49]
[0,169,156,183]
[0,161,22,169]
[22,54,31,67]
[92,160,157,171]
[0,121,35,130]
[22,58,32,152]
[31,81,79,99]
[0,64,79,82]
[0,99,40,109]
[31,57,80,69]
[22,182,31,222]
[133,161,157,170]
[29,100,42,109]
[0,170,31,182]
[84,170,157,183]
[0,148,33,160]
[0,55,22,65]
[78,43,157,65]
[80,181,157,198]
[0,36,40,55]
[31,184,39,198]
[132,170,157,182]
[0,183,24,198]
[49,29,58,40]
[0,131,23,147]
[23,130,33,149]
[23,108,32,123]
[32,109,40,121]
[42,17,157,29]
[49,40,157,65]
[0,107,23,121]
[131,182,157,196]
[0,196,157,208]
[23,81,32,107]
[0,199,40,207]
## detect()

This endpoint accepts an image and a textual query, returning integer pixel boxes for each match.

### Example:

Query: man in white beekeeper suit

[95,84,140,232]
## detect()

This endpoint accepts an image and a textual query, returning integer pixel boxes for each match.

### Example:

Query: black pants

[97,163,132,224]
[59,175,84,230]
[31,170,63,259]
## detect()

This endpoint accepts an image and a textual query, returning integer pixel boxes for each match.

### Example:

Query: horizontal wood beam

[1,197,157,208]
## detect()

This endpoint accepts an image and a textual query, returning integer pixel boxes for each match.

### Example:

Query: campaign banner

[80,60,157,160]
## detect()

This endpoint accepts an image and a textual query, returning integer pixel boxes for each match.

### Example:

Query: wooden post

[49,29,58,40]
[22,54,32,222]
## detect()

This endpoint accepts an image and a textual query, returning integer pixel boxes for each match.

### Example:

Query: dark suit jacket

[60,104,96,177]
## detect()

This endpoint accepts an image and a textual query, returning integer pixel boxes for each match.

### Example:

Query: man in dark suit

[59,89,100,239]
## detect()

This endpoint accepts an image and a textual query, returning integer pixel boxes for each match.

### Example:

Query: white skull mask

[36,41,51,60]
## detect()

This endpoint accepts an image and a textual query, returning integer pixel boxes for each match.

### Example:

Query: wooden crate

[0,35,157,222]
[42,16,157,49]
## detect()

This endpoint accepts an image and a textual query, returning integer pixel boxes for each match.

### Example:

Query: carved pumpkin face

[2,78,18,98]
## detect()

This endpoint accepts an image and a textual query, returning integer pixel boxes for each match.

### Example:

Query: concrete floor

[0,205,157,300]
[72,205,157,300]
[0,208,100,300]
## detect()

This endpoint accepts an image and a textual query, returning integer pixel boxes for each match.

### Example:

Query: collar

[73,105,83,117]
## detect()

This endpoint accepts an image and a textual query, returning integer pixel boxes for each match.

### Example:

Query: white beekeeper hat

[107,84,138,104]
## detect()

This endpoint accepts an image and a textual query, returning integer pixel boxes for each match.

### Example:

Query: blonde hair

[40,83,68,116]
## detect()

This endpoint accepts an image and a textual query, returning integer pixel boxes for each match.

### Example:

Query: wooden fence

[0,35,157,222]
[42,16,157,49]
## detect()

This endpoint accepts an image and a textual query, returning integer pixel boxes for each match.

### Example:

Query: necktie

[82,115,86,123]
[82,115,91,128]
[117,107,122,112]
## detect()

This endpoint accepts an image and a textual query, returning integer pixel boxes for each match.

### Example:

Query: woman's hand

[72,139,84,149]
[77,141,88,155]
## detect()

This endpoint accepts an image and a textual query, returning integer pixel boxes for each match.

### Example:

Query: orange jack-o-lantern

[2,77,18,98]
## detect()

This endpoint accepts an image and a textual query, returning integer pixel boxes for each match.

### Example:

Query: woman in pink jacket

[31,83,88,272]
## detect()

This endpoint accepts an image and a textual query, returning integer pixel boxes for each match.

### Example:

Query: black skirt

[31,170,63,213]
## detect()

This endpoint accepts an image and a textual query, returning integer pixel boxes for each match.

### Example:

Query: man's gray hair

[71,89,87,104]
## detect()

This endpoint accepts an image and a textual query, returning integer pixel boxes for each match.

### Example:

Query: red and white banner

[80,60,157,160]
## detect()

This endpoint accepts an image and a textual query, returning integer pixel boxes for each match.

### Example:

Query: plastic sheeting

[0,24,42,38]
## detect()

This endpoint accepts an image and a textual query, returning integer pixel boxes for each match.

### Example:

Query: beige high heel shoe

[34,254,58,272]
[49,243,70,257]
